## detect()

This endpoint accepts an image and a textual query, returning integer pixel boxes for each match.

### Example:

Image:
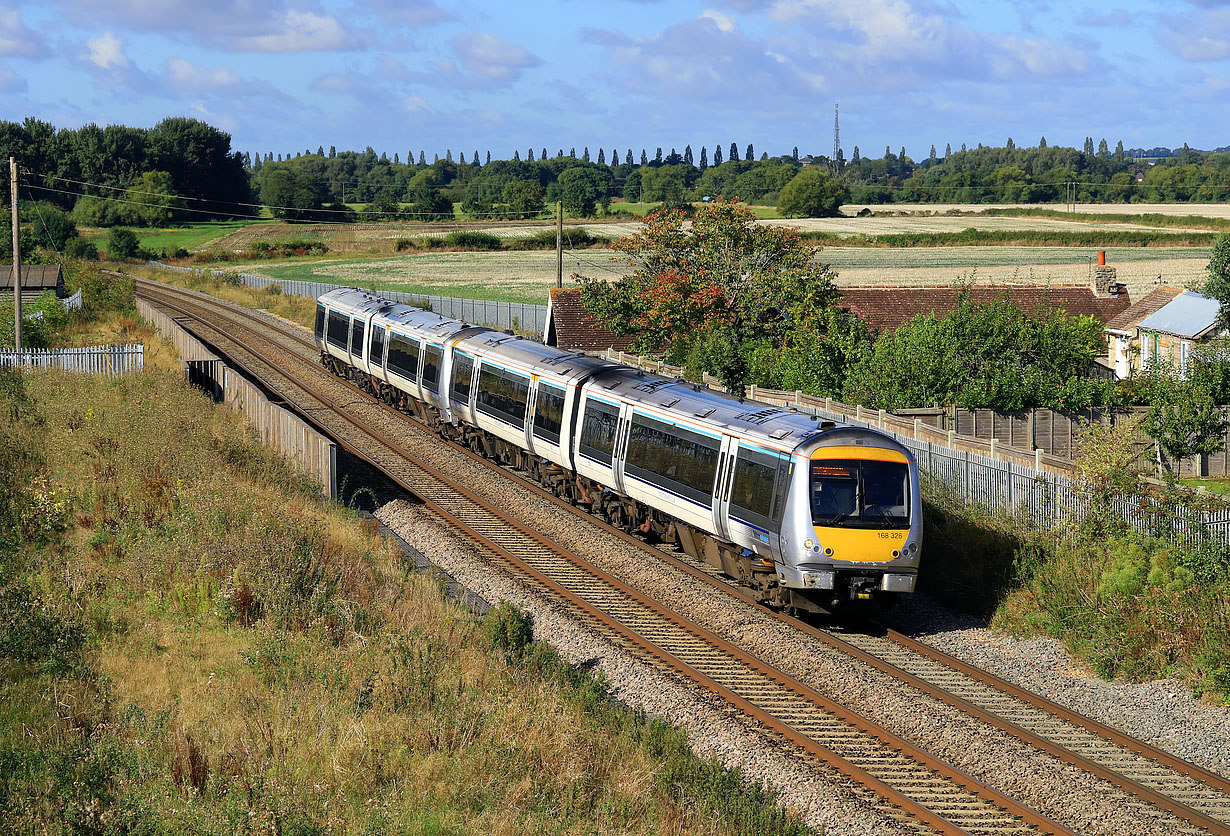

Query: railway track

[133,277,1230,835]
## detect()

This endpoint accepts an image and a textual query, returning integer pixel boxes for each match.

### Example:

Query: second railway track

[133,276,1230,836]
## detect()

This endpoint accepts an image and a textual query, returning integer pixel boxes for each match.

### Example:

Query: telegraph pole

[10,157,20,351]
[555,201,563,289]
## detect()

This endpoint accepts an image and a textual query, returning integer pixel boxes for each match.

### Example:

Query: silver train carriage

[315,288,922,611]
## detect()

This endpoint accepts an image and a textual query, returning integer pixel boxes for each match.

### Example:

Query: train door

[349,315,366,370]
[711,435,739,540]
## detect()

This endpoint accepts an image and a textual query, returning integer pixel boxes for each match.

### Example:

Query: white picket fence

[0,344,144,376]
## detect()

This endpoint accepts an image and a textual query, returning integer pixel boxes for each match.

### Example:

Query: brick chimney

[1093,251,1117,296]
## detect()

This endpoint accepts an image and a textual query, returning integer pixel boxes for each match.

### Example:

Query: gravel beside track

[891,596,1230,779]
[376,500,917,836]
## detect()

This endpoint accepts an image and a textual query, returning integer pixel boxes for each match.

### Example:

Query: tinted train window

[315,304,326,339]
[369,327,385,368]
[387,332,420,382]
[326,310,349,350]
[533,383,566,445]
[729,447,790,534]
[811,459,909,529]
[476,363,529,427]
[350,318,364,356]
[578,399,619,465]
[422,344,443,393]
[451,354,474,403]
[625,413,719,506]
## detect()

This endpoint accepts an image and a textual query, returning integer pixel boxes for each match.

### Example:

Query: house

[544,282,1133,356]
[0,264,65,303]
[1134,290,1222,376]
[543,288,636,352]
[834,283,1131,334]
[1103,285,1184,379]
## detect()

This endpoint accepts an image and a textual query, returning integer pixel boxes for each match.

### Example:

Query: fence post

[749,384,757,400]
[856,404,862,420]
[1035,447,1042,471]
[825,397,832,414]
[914,418,921,440]
[795,390,802,406]
[878,408,885,428]
[990,438,997,459]
[947,429,955,448]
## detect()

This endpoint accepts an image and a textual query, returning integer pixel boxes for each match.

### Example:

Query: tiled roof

[1105,285,1183,332]
[836,285,1131,333]
[545,288,636,352]
[0,264,63,291]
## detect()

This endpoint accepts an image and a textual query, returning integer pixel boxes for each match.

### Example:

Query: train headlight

[804,538,814,550]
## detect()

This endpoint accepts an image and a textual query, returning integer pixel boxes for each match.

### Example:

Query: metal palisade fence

[0,344,144,376]
[601,348,1230,546]
[149,262,548,334]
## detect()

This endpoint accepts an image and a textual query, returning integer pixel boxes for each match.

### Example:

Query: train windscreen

[810,459,909,529]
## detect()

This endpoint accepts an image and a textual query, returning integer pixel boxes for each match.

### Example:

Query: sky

[2,0,1229,163]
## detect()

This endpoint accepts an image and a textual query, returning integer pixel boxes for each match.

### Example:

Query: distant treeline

[7,116,1230,231]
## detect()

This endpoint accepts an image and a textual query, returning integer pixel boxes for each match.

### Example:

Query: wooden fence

[137,297,337,498]
[0,344,144,376]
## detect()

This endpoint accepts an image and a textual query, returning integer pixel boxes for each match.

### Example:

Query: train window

[386,332,420,382]
[315,304,326,339]
[369,327,386,368]
[729,446,788,534]
[422,344,443,393]
[811,459,909,529]
[625,412,719,506]
[350,318,364,357]
[533,383,566,445]
[578,399,619,465]
[326,310,349,350]
[476,363,529,428]
[451,354,474,403]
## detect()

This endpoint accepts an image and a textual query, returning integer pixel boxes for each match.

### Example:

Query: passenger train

[315,287,922,612]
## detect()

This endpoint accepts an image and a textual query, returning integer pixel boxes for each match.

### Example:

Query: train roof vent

[694,407,716,418]
[659,397,680,408]
[735,408,783,425]
[769,428,793,440]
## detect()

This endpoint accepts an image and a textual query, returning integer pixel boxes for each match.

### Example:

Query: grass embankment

[127,263,318,329]
[921,475,1230,703]
[1,298,812,833]
[982,207,1230,232]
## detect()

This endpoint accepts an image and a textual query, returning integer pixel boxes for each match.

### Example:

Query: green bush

[106,228,139,259]
[480,602,534,660]
[64,238,99,260]
[444,230,502,250]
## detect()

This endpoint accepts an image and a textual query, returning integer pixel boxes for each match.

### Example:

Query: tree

[596,148,604,165]
[745,143,753,161]
[929,145,937,163]
[713,145,723,165]
[125,170,186,226]
[778,169,851,218]
[260,165,323,221]
[625,150,633,165]
[578,200,840,392]
[729,142,739,162]
[582,147,590,162]
[1084,137,1095,155]
[1098,138,1110,157]
[699,146,708,170]
[1139,365,1230,476]
[640,150,648,165]
[528,148,535,161]
[557,166,607,216]
[1039,137,1047,149]
[502,179,544,216]
[853,146,861,163]
[1203,233,1230,329]
[329,146,336,158]
[792,146,799,163]
[1006,137,1015,150]
[944,143,951,157]
[1115,140,1125,162]
[107,227,140,259]
[684,145,694,166]
[24,202,78,251]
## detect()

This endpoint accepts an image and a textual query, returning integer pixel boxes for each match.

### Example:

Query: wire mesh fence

[149,262,548,333]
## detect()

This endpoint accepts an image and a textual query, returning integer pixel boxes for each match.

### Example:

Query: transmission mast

[833,103,841,171]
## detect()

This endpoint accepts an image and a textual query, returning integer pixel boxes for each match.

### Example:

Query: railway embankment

[0,275,816,834]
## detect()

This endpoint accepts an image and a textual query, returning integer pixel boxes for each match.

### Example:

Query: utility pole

[10,157,20,351]
[555,201,563,289]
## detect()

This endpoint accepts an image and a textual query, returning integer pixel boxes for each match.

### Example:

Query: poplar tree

[852,146,860,163]
[625,150,633,165]
[944,143,951,157]
[684,145,694,165]
[714,145,723,165]
[528,148,535,161]
[729,142,739,162]
[700,146,709,169]
[654,147,663,163]
[641,149,648,165]
[583,147,590,161]
[746,143,753,160]
[792,146,799,162]
[597,148,605,165]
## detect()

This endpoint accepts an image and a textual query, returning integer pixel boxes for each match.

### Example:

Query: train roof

[320,287,492,342]
[589,366,829,452]
[454,329,613,384]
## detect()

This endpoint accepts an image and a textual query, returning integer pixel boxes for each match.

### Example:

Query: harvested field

[233,246,1207,306]
[839,202,1230,218]
[779,215,1211,236]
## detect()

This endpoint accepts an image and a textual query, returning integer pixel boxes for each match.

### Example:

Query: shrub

[480,602,534,660]
[106,228,139,259]
[63,238,99,260]
[444,230,502,250]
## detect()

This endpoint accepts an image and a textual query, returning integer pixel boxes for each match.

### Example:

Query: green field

[611,200,783,218]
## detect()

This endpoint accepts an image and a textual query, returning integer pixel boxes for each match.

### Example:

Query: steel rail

[135,283,1076,836]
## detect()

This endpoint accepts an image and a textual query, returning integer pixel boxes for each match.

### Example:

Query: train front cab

[780,434,922,610]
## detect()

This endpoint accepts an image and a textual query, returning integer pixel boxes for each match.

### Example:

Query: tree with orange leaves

[579,199,839,392]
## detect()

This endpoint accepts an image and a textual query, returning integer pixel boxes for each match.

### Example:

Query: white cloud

[86,31,129,70]
[0,62,26,94]
[448,32,540,82]
[234,11,361,53]
[700,9,737,32]
[0,10,47,58]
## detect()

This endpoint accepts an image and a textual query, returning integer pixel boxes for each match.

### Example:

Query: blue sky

[2,0,1228,162]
